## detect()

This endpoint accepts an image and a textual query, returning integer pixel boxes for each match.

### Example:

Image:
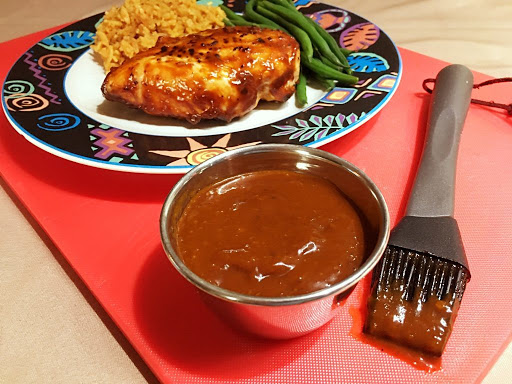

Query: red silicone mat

[1,27,512,383]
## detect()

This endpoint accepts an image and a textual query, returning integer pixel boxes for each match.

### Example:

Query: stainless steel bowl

[160,144,390,339]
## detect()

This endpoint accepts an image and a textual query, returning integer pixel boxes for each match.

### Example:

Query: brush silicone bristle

[371,246,468,302]
[365,245,469,356]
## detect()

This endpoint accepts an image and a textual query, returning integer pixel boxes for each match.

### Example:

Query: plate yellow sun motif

[149,134,261,166]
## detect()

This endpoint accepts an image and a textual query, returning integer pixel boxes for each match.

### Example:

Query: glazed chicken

[102,26,300,124]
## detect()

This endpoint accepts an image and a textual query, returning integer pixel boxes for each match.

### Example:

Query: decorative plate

[2,0,401,174]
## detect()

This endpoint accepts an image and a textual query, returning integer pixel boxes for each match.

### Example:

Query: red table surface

[1,27,512,383]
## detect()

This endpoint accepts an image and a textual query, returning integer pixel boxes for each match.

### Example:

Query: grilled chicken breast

[101,26,300,124]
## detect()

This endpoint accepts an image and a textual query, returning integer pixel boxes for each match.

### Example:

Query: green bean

[264,0,352,73]
[255,4,313,59]
[230,18,260,27]
[341,48,352,57]
[220,5,249,23]
[296,71,308,107]
[301,55,358,84]
[310,45,333,69]
[312,75,336,91]
[269,0,352,58]
[222,3,278,29]
[304,17,352,57]
[304,17,353,74]
[245,0,285,31]
[260,1,343,67]
[223,18,235,27]
[319,54,344,71]
[268,0,296,11]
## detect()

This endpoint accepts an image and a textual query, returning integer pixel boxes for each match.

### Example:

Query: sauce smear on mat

[176,170,365,297]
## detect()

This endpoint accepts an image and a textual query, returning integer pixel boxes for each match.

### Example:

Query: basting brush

[364,64,473,357]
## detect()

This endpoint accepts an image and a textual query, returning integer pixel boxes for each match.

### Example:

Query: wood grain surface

[0,1,510,383]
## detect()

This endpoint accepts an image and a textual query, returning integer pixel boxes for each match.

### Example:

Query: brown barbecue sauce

[175,170,366,297]
[365,282,461,357]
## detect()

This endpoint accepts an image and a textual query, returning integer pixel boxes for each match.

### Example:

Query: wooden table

[0,0,510,382]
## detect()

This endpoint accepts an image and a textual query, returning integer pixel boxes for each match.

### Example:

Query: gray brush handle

[406,64,473,217]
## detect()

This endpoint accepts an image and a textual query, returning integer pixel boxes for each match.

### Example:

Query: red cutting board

[1,27,512,383]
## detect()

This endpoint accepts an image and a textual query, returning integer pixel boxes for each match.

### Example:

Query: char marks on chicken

[102,26,300,124]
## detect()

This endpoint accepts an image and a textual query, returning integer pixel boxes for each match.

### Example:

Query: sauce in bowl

[175,169,366,297]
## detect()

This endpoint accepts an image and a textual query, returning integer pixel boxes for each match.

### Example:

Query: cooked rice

[91,0,225,72]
